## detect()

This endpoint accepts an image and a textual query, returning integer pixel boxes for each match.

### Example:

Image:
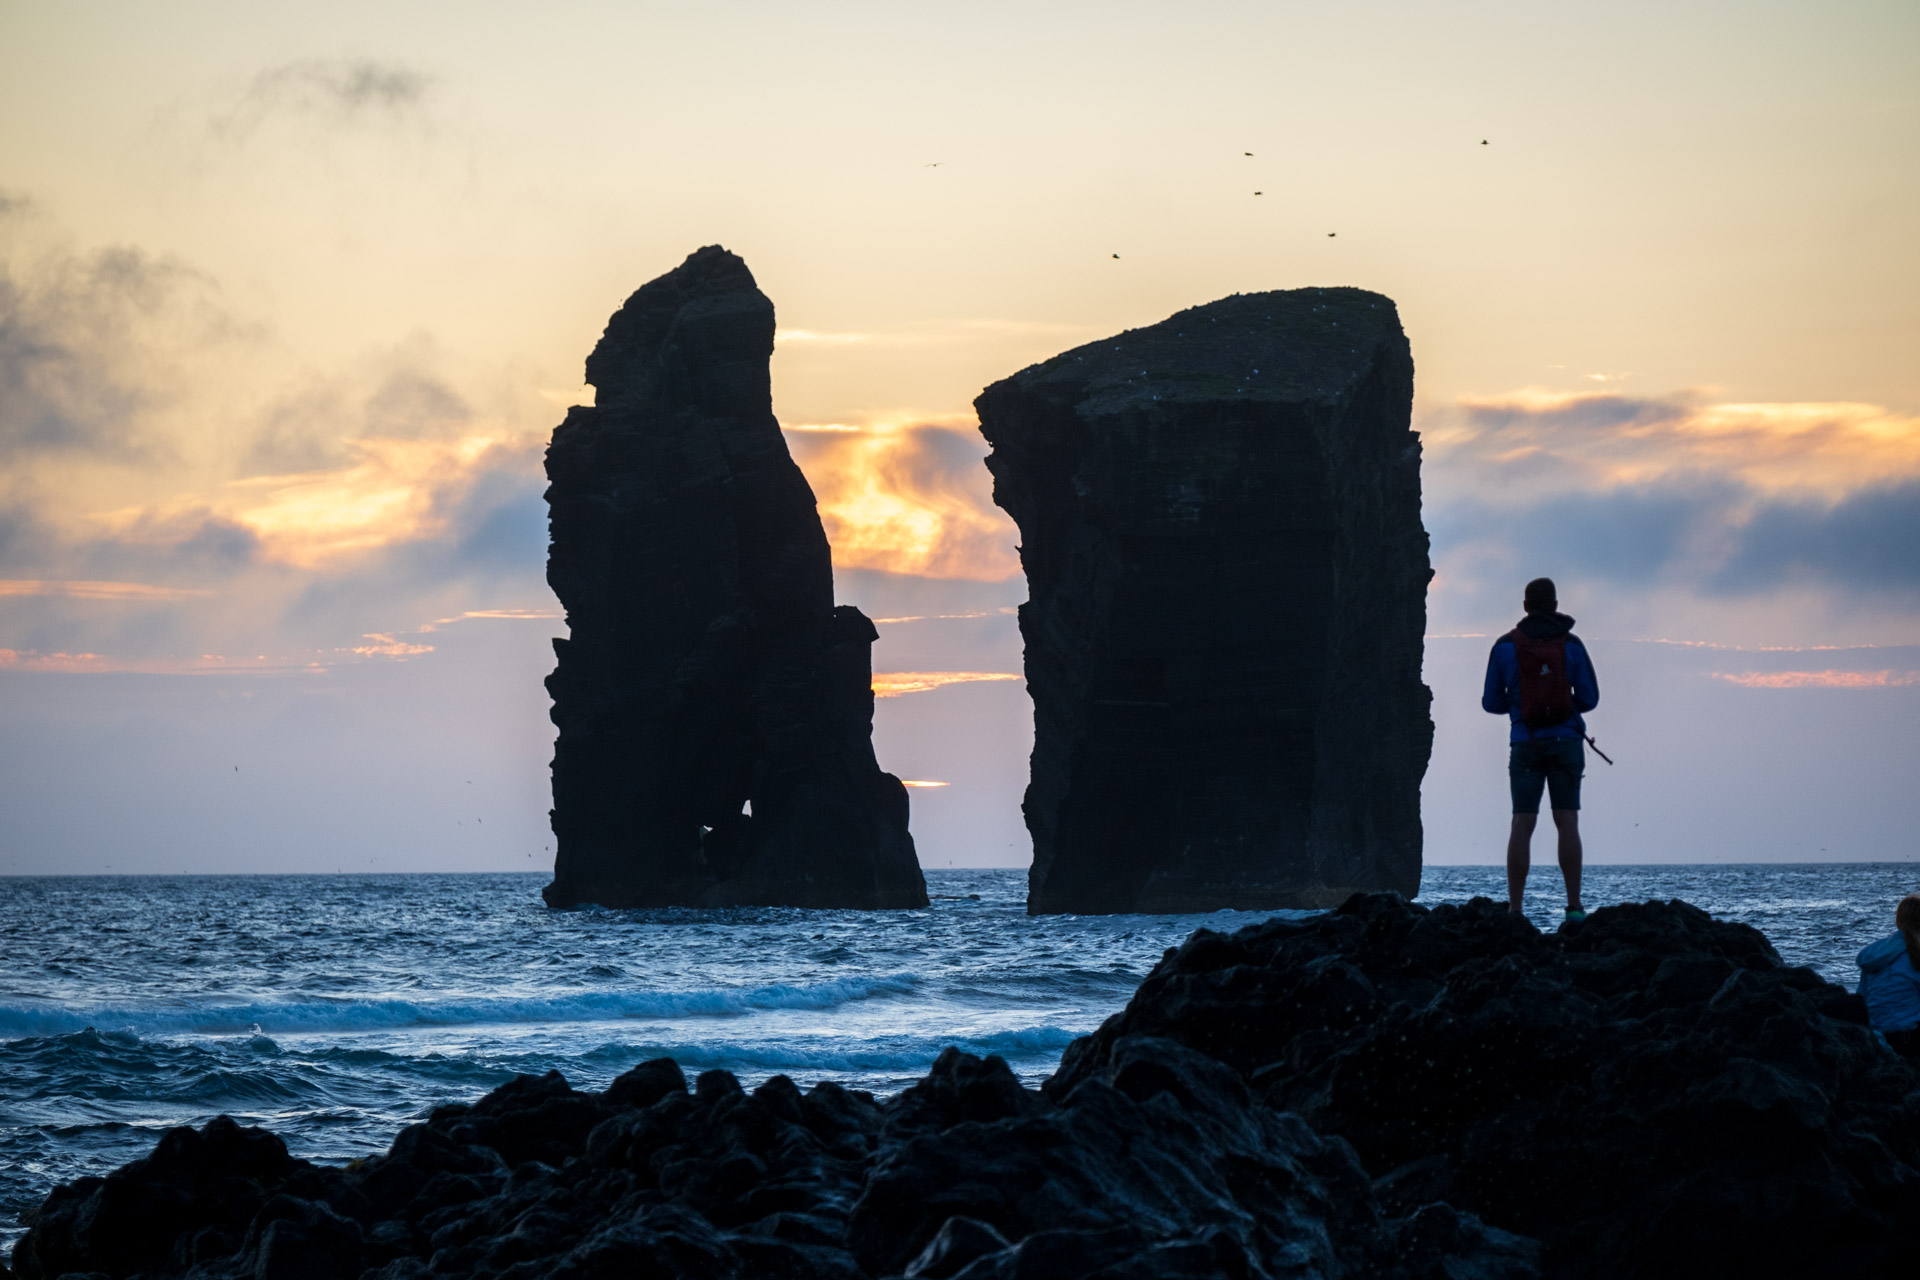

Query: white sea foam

[0,973,921,1039]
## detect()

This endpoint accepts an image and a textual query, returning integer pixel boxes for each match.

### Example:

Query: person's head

[1899,894,1920,965]
[1523,577,1558,616]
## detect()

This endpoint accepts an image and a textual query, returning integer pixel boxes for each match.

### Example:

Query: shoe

[1564,907,1588,923]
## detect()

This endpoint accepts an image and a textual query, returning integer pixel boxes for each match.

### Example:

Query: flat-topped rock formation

[975,288,1432,914]
[542,246,926,909]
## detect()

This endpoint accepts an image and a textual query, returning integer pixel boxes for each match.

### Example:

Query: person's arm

[1482,642,1512,715]
[1568,641,1599,714]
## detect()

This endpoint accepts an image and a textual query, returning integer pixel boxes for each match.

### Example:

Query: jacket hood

[1517,611,1576,640]
[1858,933,1907,973]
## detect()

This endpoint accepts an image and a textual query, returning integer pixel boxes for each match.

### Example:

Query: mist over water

[4,864,1915,1249]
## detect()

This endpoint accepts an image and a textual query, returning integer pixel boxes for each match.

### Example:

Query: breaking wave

[0,973,920,1039]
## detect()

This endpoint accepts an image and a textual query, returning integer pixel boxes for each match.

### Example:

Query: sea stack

[542,247,926,909]
[976,287,1431,914]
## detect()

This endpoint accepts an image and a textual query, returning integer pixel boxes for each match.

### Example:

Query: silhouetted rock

[975,288,1431,914]
[12,1058,1532,1279]
[542,246,926,909]
[1049,895,1920,1278]
[9,1114,356,1280]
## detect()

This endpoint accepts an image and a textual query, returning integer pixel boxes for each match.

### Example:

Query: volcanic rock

[975,288,1432,914]
[12,1051,1534,1280]
[541,246,926,909]
[1049,895,1920,1278]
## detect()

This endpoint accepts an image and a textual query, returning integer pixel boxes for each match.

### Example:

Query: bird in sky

[1327,232,1336,237]
[1481,139,1488,145]
[1244,151,1253,156]
[926,162,942,167]
[1112,253,1120,259]
[1254,191,1262,195]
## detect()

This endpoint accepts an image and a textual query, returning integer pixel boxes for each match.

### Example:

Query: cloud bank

[1423,390,1920,623]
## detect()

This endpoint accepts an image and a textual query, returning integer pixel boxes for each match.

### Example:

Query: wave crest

[0,973,919,1040]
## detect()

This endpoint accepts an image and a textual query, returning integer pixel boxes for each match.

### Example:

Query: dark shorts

[1509,737,1584,814]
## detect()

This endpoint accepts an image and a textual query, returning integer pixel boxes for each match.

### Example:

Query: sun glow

[218,434,519,567]
[785,421,1018,580]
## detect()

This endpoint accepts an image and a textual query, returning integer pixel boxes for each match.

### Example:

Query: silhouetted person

[1483,577,1599,921]
[1858,894,1920,1060]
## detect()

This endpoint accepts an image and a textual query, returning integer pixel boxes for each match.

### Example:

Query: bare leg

[1506,813,1537,913]
[1552,808,1583,912]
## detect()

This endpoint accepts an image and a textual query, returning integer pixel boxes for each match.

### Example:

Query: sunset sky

[2,1,1915,875]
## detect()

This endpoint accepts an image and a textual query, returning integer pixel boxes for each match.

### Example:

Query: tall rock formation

[976,287,1431,914]
[542,246,926,909]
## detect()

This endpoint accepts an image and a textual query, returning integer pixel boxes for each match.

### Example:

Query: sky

[1,0,1916,876]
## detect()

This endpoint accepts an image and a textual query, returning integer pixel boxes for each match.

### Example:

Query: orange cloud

[872,671,1022,697]
[219,433,530,566]
[83,432,542,570]
[419,609,560,632]
[0,649,109,671]
[1431,393,1920,499]
[0,649,290,674]
[784,421,1017,580]
[871,609,1016,624]
[348,632,435,658]
[1712,669,1920,688]
[0,580,214,600]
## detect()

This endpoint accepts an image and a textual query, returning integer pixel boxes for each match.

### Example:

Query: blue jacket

[1482,612,1599,744]
[1858,934,1920,1034]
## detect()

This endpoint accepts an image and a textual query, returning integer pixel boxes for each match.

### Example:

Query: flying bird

[1244,151,1253,156]
[1254,191,1262,195]
[1481,139,1488,145]
[926,162,942,167]
[1112,253,1120,259]
[1327,232,1336,237]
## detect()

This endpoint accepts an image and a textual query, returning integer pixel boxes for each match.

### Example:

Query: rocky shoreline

[13,896,1916,1279]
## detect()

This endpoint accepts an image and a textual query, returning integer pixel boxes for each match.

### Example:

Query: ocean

[3,863,1915,1250]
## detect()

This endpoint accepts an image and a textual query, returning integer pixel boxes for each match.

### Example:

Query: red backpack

[1506,630,1574,730]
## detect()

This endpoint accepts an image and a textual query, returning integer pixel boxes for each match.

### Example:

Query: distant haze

[1,2,1915,874]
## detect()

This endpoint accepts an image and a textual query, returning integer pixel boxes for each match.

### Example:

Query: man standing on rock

[1483,577,1600,923]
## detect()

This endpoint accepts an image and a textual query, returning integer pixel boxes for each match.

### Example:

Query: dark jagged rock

[33,897,1901,1278]
[1050,895,1920,1278]
[542,246,926,909]
[975,288,1431,914]
[13,1055,1532,1280]
[846,1038,1535,1280]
